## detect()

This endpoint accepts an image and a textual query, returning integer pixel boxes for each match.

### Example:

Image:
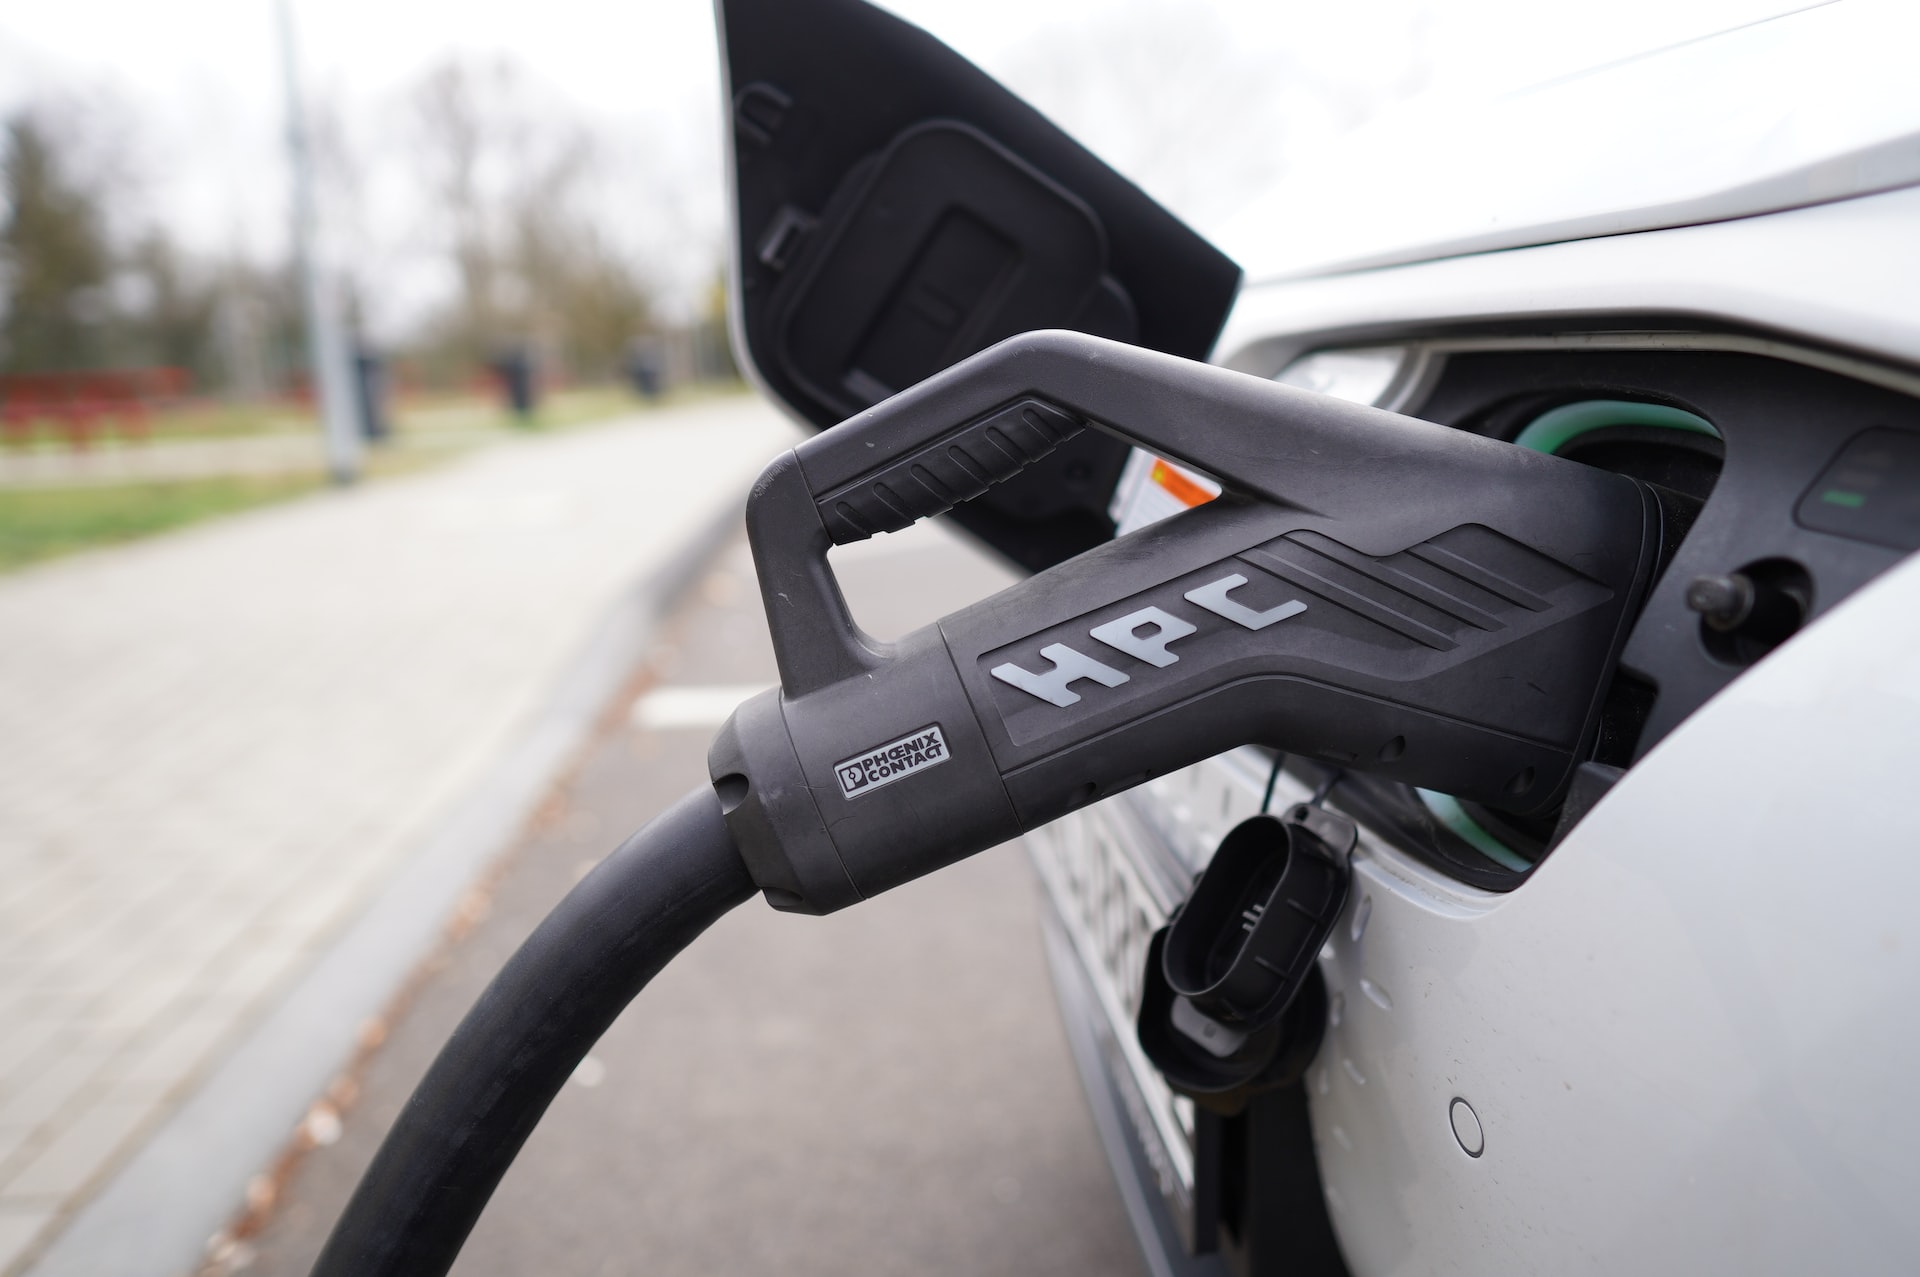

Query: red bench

[0,367,191,449]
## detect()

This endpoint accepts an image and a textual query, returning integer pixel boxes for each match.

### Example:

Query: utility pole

[278,0,362,484]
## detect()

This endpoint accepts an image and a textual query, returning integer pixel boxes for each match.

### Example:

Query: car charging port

[1138,805,1354,1113]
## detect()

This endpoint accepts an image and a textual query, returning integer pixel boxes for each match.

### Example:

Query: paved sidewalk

[0,398,793,1273]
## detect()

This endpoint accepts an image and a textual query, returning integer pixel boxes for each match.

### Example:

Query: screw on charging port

[1686,558,1812,666]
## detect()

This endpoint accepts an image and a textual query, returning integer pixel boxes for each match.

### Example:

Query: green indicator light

[1820,489,1868,509]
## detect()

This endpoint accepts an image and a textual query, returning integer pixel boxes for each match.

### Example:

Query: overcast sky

[0,0,1818,330]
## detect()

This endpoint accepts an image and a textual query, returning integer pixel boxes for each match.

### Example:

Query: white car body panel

[1218,0,1920,284]
[1215,183,1920,384]
[1308,542,1920,1273]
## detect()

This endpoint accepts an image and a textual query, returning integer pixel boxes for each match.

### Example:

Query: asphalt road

[235,520,1148,1277]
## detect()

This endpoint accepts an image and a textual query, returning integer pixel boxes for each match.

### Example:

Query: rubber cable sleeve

[310,784,756,1277]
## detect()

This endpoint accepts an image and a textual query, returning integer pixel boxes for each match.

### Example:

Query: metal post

[278,0,362,484]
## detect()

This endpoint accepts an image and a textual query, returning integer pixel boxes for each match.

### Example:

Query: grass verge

[0,383,748,572]
[0,474,332,571]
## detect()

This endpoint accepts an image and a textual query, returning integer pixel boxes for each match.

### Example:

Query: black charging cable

[1259,752,1343,814]
[310,786,754,1277]
[1259,751,1286,814]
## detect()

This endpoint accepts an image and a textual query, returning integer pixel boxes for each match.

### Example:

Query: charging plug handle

[714,329,1659,914]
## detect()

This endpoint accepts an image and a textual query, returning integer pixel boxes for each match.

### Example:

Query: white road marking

[631,684,773,730]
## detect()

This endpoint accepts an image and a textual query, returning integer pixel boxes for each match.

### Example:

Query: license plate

[1028,802,1202,1235]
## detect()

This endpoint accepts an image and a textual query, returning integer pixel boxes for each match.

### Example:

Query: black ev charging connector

[314,331,1660,1277]
[711,329,1657,915]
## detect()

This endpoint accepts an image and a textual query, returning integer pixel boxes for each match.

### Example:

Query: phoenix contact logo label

[835,725,949,798]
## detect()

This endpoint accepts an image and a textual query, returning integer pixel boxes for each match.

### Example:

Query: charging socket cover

[1138,804,1354,1112]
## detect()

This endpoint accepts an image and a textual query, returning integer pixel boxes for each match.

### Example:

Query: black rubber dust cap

[1137,807,1354,1113]
[1163,809,1351,1028]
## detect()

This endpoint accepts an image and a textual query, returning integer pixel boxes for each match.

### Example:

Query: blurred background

[0,2,1824,1275]
[0,0,1791,563]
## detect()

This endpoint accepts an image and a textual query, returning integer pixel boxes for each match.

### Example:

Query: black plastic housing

[718,0,1239,570]
[710,331,1658,914]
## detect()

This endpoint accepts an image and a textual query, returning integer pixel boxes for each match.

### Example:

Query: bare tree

[405,57,659,382]
[1,108,118,373]
[1,95,239,385]
[411,60,505,362]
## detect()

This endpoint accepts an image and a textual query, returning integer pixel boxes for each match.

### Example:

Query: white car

[717,1,1920,1273]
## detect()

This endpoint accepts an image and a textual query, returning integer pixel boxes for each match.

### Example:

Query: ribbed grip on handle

[812,399,1083,543]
